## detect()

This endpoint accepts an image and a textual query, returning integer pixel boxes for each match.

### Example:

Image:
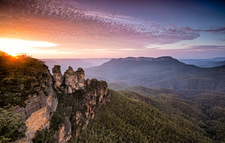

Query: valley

[85,57,225,92]
[1,52,225,142]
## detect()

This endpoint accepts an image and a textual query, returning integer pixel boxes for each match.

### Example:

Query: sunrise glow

[0,38,58,57]
[0,0,224,58]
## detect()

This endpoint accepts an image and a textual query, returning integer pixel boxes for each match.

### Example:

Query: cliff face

[0,53,110,142]
[56,117,72,143]
[51,65,110,142]
[7,62,109,143]
[25,89,58,142]
[13,64,58,142]
[73,78,110,140]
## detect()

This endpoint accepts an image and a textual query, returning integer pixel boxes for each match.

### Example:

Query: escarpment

[11,63,58,143]
[0,54,58,142]
[50,65,110,142]
[0,53,110,143]
[15,65,110,143]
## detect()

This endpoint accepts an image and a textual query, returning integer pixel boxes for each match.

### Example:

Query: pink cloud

[1,0,200,44]
[0,0,204,59]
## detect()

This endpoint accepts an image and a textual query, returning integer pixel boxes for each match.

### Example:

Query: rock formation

[53,66,85,94]
[13,65,58,142]
[51,65,110,142]
[55,117,72,143]
[7,61,110,143]
[0,53,110,143]
[52,65,64,90]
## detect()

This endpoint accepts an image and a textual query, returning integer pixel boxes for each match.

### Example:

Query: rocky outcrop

[55,117,72,143]
[25,89,58,142]
[73,78,110,139]
[14,65,109,143]
[53,65,85,94]
[75,68,85,90]
[51,66,110,142]
[1,54,110,143]
[13,66,58,142]
[52,65,64,90]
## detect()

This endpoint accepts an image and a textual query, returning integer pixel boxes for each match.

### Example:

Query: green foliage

[50,79,108,141]
[177,89,225,142]
[127,86,225,142]
[86,79,107,93]
[0,51,52,142]
[78,90,211,143]
[32,129,55,143]
[0,108,26,142]
[178,89,225,108]
[0,51,50,108]
[108,82,129,90]
[124,87,207,122]
[50,93,79,131]
[50,90,86,131]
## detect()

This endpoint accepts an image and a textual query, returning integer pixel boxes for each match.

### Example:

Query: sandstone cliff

[53,66,85,94]
[0,52,110,143]
[1,53,110,143]
[51,65,110,142]
[12,62,58,142]
[15,65,110,143]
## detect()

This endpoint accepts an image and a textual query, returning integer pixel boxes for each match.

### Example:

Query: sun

[2,47,21,57]
[0,38,58,57]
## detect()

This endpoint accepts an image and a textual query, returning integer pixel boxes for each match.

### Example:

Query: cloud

[169,22,225,34]
[204,27,225,34]
[189,45,225,51]
[0,0,200,47]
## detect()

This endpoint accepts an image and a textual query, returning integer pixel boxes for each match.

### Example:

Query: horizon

[40,56,225,60]
[2,49,225,60]
[0,0,225,59]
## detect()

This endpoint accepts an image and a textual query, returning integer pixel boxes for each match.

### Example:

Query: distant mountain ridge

[110,56,177,62]
[43,58,110,73]
[212,57,225,61]
[102,56,182,66]
[86,56,225,92]
[180,57,225,68]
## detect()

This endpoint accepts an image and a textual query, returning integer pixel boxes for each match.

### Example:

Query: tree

[0,108,26,142]
[32,129,55,143]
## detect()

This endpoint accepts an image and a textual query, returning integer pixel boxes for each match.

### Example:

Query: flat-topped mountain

[86,56,225,92]
[110,56,178,62]
[102,56,182,66]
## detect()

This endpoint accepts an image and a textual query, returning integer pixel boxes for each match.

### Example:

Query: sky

[0,0,225,59]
